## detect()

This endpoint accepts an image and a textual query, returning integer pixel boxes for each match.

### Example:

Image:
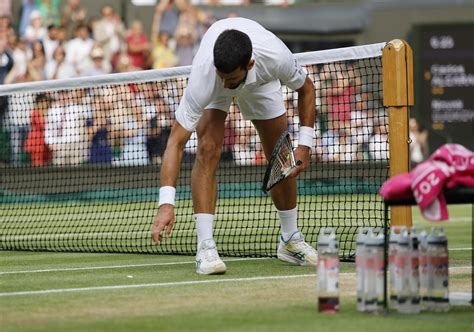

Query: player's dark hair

[213,30,252,74]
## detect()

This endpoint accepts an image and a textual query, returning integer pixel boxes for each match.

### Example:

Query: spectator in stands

[151,3,178,69]
[0,1,11,17]
[82,47,110,77]
[349,91,374,161]
[93,5,125,65]
[37,0,61,27]
[153,0,186,38]
[42,24,59,63]
[29,40,47,80]
[45,89,90,165]
[55,25,68,45]
[368,117,389,161]
[0,15,15,44]
[19,0,37,38]
[4,91,35,166]
[86,91,115,164]
[125,21,150,70]
[0,35,13,131]
[143,82,175,164]
[24,93,53,166]
[113,97,149,166]
[45,44,77,80]
[1,35,14,83]
[61,0,87,40]
[409,117,429,164]
[148,97,173,165]
[264,0,293,6]
[316,119,341,163]
[324,65,356,127]
[66,24,94,75]
[5,39,45,83]
[8,36,29,82]
[24,10,47,44]
[174,27,197,66]
[114,52,139,73]
[174,4,199,66]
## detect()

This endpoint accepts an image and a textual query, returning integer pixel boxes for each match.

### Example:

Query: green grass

[0,195,386,257]
[0,205,472,332]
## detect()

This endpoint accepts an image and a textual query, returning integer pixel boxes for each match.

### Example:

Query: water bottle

[427,227,449,312]
[388,227,402,309]
[364,229,385,314]
[317,228,339,314]
[417,228,429,311]
[408,229,421,313]
[356,228,368,312]
[396,228,415,313]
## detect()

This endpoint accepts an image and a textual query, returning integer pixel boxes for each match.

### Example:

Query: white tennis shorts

[207,80,286,121]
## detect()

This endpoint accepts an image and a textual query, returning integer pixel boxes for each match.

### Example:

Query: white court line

[0,267,470,298]
[1,248,472,275]
[0,257,271,275]
[0,274,315,297]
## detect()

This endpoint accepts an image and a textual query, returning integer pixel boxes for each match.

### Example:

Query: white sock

[194,213,214,250]
[277,207,298,241]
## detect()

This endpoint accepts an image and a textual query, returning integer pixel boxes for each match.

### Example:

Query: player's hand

[290,145,311,177]
[151,204,175,244]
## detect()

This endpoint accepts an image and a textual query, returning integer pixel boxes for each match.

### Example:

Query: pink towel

[379,173,412,201]
[431,143,474,175]
[379,144,474,221]
[410,160,450,221]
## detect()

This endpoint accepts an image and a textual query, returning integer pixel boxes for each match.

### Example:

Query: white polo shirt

[175,17,306,132]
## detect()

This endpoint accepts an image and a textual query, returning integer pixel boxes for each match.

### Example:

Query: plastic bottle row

[388,226,449,313]
[317,226,450,315]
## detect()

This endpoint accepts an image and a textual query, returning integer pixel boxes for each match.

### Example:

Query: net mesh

[0,45,389,260]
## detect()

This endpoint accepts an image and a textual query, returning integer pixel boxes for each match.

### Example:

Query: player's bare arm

[152,121,192,244]
[291,76,316,177]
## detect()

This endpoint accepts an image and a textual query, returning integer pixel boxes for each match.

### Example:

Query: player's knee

[197,141,222,164]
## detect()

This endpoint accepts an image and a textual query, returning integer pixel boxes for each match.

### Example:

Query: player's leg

[251,114,297,211]
[244,81,317,266]
[252,116,317,266]
[192,108,228,275]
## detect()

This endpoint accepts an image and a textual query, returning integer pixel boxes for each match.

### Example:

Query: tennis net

[0,42,389,260]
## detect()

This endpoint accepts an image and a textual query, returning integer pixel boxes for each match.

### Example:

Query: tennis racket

[261,131,302,193]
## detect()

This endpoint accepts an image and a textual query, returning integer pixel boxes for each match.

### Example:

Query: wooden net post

[383,39,414,228]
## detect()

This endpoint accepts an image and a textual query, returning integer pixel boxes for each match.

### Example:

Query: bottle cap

[389,226,406,244]
[366,229,384,247]
[356,228,368,245]
[318,227,339,250]
[397,228,410,246]
[427,227,447,245]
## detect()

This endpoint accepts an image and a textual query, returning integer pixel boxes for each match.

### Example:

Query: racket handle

[296,160,302,166]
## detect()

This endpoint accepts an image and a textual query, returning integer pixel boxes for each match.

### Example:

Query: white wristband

[159,186,176,206]
[298,126,314,148]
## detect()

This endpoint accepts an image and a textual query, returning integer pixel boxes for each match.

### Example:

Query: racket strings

[266,134,295,190]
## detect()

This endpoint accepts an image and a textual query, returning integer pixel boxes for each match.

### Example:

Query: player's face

[217,67,248,90]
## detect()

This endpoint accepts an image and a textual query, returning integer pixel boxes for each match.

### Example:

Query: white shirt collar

[243,62,256,86]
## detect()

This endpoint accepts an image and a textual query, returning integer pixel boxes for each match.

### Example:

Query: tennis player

[152,17,317,274]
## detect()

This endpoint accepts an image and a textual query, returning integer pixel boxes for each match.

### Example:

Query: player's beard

[228,70,248,90]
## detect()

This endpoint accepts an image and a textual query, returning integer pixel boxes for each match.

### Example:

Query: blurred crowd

[0,0,218,84]
[0,0,428,167]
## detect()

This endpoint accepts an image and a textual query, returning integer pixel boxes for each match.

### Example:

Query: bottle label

[431,256,449,292]
[318,257,339,294]
[395,255,410,294]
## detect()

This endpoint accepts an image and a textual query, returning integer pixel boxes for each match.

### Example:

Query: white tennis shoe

[195,239,227,275]
[277,231,318,266]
